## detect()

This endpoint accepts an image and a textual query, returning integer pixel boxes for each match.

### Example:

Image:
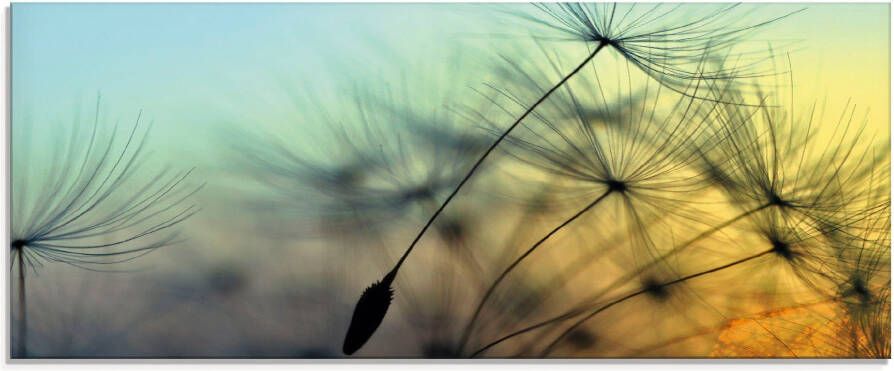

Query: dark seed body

[342,271,396,355]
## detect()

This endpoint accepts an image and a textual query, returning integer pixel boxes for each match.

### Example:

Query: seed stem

[468,203,771,357]
[391,42,610,274]
[457,189,613,354]
[538,248,774,356]
[344,41,610,355]
[16,250,27,358]
[471,248,774,357]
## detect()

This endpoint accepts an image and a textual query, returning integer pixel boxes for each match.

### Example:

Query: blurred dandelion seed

[10,98,202,357]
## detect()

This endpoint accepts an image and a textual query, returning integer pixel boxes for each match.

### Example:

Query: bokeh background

[10,3,890,357]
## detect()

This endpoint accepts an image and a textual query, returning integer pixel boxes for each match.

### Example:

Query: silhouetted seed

[11,239,25,251]
[567,329,597,349]
[342,270,396,355]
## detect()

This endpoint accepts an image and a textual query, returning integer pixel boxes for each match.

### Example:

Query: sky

[12,4,888,145]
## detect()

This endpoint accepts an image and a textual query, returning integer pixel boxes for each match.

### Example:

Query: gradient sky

[13,4,889,150]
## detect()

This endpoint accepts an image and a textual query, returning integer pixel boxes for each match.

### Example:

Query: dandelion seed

[10,98,201,357]
[520,3,802,99]
[696,76,887,238]
[235,79,483,240]
[342,270,396,355]
[455,63,729,354]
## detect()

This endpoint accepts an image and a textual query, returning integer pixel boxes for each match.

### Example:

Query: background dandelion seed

[9,2,890,359]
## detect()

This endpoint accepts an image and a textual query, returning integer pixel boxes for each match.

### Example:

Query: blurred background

[9,3,890,357]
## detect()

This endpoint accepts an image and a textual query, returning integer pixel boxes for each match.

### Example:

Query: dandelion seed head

[11,239,27,251]
[770,238,794,261]
[845,276,873,305]
[642,277,671,301]
[699,76,888,253]
[605,179,628,194]
[518,3,801,98]
[490,63,712,192]
[767,191,792,209]
[11,99,200,271]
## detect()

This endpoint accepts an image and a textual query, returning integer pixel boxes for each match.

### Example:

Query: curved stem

[469,203,770,357]
[344,42,609,356]
[457,189,613,354]
[538,249,774,356]
[390,42,609,275]
[502,211,669,343]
